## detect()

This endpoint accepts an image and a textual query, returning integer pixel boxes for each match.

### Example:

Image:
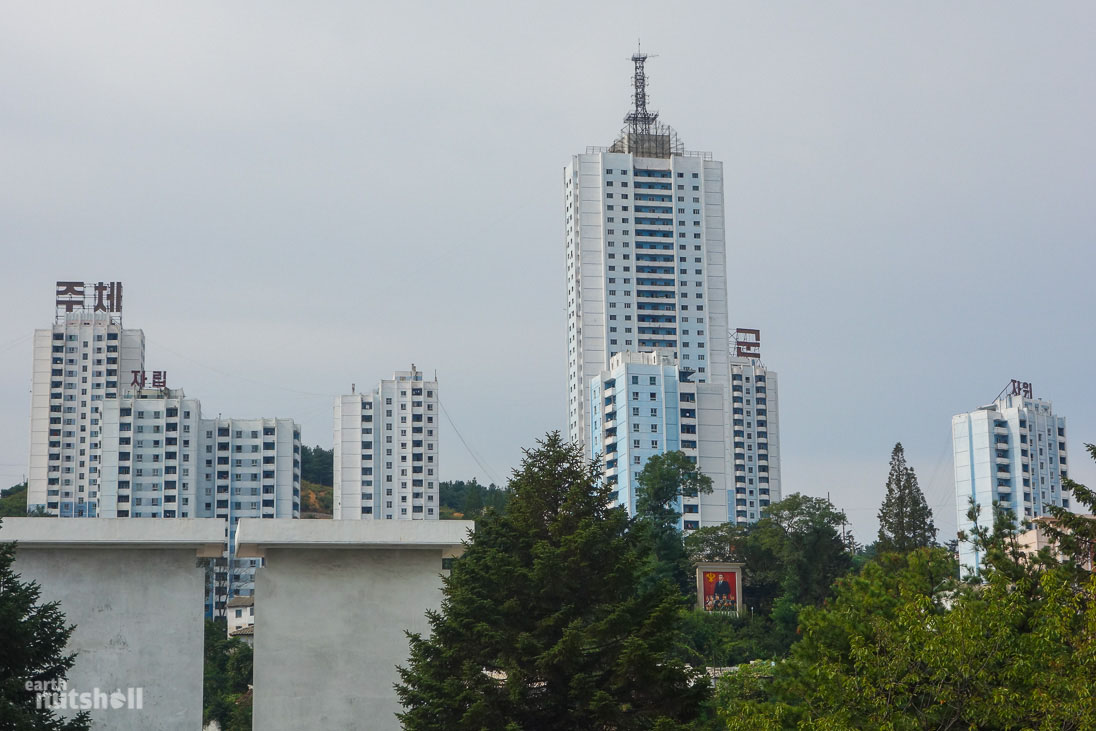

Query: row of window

[606,168,701,179]
[360,506,434,516]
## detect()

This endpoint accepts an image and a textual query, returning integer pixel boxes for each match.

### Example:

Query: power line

[145,338,334,399]
[0,333,32,354]
[926,431,957,513]
[437,396,503,487]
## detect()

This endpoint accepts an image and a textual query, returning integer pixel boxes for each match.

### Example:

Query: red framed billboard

[695,562,743,614]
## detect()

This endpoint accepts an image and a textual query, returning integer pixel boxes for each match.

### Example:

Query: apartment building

[953,387,1071,572]
[333,365,440,520]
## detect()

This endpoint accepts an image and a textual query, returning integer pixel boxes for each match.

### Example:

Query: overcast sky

[2,2,1093,542]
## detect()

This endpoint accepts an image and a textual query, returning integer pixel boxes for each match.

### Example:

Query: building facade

[198,416,301,612]
[72,396,301,613]
[27,282,144,515]
[97,388,203,518]
[588,350,730,528]
[565,53,729,458]
[953,390,1071,572]
[333,365,440,520]
[227,595,255,640]
[728,353,781,524]
[25,281,302,616]
[566,57,791,529]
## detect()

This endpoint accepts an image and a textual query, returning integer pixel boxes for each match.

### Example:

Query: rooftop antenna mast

[625,41,659,136]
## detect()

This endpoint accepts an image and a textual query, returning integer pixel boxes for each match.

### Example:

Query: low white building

[227,595,255,640]
[333,365,440,520]
[1016,516,1094,571]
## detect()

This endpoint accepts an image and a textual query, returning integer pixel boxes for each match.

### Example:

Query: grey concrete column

[235,519,472,731]
[3,518,225,730]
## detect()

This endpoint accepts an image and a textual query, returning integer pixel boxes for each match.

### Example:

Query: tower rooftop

[591,47,711,160]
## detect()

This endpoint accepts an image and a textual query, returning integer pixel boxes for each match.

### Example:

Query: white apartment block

[24,281,303,616]
[97,388,202,518]
[565,53,729,460]
[198,416,301,612]
[728,356,781,524]
[589,350,731,529]
[333,365,440,520]
[953,389,1071,573]
[28,282,144,516]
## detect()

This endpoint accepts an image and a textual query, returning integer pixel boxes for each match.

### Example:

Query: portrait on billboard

[696,562,743,614]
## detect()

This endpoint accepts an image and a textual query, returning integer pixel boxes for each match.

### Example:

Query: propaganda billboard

[695,562,743,614]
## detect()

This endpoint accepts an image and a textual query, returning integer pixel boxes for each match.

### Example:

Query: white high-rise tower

[953,382,1071,573]
[565,51,729,458]
[333,365,440,520]
[727,328,781,524]
[27,281,144,516]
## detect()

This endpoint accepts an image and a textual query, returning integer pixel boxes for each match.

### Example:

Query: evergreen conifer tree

[0,520,90,730]
[876,443,937,553]
[396,433,709,730]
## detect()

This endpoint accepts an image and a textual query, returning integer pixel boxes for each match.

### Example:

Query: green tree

[396,433,709,730]
[1045,443,1096,573]
[0,483,29,518]
[634,451,713,597]
[718,506,1096,730]
[0,519,90,731]
[461,486,484,519]
[439,480,510,519]
[203,619,252,729]
[755,493,853,609]
[675,494,855,670]
[672,608,792,670]
[299,480,333,517]
[876,442,937,553]
[299,445,333,486]
[683,521,744,565]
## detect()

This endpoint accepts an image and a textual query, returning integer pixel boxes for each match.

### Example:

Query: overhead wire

[437,396,504,487]
[144,338,335,399]
[0,333,32,354]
